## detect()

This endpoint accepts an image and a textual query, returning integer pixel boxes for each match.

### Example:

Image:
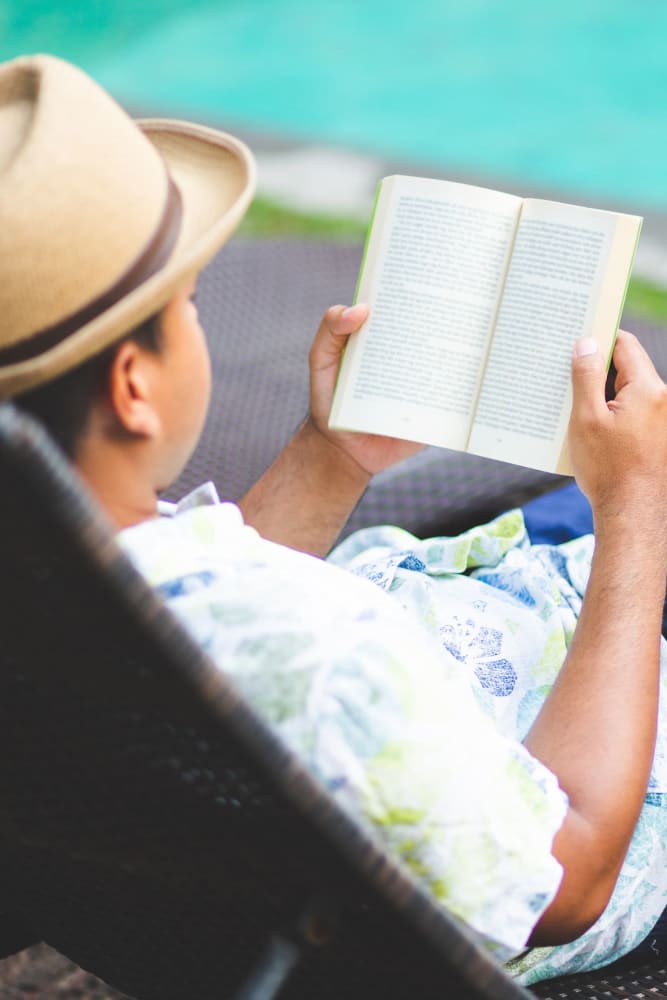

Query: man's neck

[74,436,159,531]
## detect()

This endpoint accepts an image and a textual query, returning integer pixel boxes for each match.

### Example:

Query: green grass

[239,196,667,324]
[238,195,368,240]
[624,276,667,324]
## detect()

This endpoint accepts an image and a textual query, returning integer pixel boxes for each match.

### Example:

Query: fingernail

[342,303,367,319]
[574,338,598,358]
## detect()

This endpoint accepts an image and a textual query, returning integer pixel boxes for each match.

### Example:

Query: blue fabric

[522,482,593,545]
[522,483,667,639]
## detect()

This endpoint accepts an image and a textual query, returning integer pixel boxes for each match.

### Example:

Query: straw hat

[0,53,256,398]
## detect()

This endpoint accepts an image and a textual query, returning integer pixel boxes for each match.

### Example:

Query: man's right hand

[528,329,667,946]
[569,330,667,543]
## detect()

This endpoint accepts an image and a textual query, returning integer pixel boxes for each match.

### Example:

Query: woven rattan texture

[173,238,667,540]
[0,405,531,1000]
[531,960,667,998]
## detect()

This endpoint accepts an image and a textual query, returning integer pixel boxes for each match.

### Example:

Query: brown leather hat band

[0,176,183,367]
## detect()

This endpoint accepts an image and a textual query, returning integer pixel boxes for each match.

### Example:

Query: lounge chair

[0,400,533,1000]
[2,238,666,999]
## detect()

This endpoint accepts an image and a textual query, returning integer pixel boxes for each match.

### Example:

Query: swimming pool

[3,0,667,209]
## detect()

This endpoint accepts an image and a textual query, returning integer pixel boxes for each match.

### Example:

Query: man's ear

[107,339,161,438]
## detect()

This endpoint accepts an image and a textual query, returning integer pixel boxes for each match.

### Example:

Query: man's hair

[16,314,162,459]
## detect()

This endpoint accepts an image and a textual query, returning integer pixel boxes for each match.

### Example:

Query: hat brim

[3,119,256,398]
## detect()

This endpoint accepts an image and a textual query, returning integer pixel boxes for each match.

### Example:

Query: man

[2,53,667,985]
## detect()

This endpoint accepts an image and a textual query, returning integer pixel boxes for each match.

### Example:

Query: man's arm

[527,332,667,944]
[239,304,423,554]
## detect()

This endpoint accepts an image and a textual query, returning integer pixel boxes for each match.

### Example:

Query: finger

[570,338,609,425]
[309,303,370,370]
[331,302,369,332]
[613,329,662,394]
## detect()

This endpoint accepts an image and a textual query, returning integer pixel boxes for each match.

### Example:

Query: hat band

[0,176,183,367]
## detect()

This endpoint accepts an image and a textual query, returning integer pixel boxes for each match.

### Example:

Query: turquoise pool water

[2,0,667,209]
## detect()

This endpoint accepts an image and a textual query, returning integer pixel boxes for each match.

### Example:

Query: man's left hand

[308,304,424,476]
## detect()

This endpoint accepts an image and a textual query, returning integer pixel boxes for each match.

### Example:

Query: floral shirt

[119,485,667,985]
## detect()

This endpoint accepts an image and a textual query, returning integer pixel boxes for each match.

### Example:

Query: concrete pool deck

[235,126,667,287]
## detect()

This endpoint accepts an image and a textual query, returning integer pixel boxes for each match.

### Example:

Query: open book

[329,175,642,473]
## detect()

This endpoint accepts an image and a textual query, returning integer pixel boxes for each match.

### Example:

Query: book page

[468,199,637,472]
[329,175,522,450]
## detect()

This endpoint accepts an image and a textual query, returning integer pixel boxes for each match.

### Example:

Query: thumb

[570,338,609,424]
[309,303,369,372]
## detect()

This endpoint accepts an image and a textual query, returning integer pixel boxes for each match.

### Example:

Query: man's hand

[308,304,424,476]
[569,330,667,541]
[240,304,426,554]
[528,330,667,946]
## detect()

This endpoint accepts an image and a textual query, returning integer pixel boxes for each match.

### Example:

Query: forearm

[239,417,371,555]
[243,302,424,553]
[527,510,667,943]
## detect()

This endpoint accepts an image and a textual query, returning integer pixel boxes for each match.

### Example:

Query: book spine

[353,179,383,303]
[607,218,643,369]
[329,179,385,429]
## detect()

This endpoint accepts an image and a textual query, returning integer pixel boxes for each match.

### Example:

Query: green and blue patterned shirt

[119,485,667,985]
